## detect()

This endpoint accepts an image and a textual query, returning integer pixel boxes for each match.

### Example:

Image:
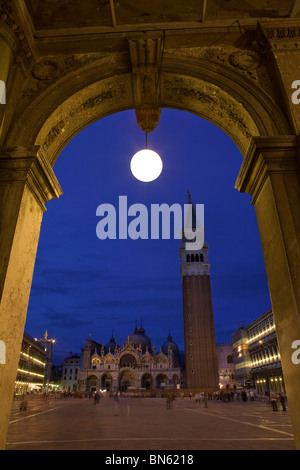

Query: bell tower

[180,192,219,390]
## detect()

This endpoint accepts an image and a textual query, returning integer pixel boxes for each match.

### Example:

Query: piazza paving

[5,395,295,451]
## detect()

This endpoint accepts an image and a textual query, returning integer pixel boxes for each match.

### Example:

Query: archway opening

[87,375,98,393]
[141,373,153,390]
[119,369,136,392]
[25,108,271,368]
[101,373,113,391]
[156,374,169,389]
[120,354,137,369]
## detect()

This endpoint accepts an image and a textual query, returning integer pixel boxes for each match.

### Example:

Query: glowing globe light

[130,148,163,182]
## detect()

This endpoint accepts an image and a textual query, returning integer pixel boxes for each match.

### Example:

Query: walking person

[270,391,278,411]
[94,391,100,405]
[114,392,120,416]
[20,395,28,411]
[202,392,208,408]
[165,392,175,410]
[170,392,175,409]
[125,394,131,415]
[279,393,286,411]
[166,394,171,410]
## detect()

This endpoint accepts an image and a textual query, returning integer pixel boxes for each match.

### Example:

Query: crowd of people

[16,388,288,414]
[188,389,287,411]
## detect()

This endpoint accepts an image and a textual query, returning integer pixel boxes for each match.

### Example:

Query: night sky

[25,108,271,365]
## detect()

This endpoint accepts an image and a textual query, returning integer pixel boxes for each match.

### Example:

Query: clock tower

[180,192,219,390]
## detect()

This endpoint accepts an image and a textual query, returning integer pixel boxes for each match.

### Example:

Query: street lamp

[130,132,163,182]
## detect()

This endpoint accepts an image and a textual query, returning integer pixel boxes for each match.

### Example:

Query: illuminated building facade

[216,343,235,390]
[15,333,47,395]
[60,354,80,392]
[232,309,285,393]
[232,327,252,388]
[77,325,182,393]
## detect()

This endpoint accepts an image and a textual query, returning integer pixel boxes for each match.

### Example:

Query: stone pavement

[5,395,296,450]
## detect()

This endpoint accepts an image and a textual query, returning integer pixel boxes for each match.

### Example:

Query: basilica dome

[104,334,117,354]
[126,323,152,353]
[161,332,179,356]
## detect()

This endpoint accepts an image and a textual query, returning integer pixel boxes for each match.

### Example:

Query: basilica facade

[76,324,183,393]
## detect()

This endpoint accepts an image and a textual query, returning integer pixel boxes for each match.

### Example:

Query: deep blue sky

[25,108,271,365]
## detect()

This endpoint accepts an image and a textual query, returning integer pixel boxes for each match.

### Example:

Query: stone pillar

[258,21,300,135]
[0,146,62,449]
[236,135,300,449]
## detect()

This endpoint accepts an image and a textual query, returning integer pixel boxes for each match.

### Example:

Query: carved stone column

[236,135,300,449]
[0,146,62,449]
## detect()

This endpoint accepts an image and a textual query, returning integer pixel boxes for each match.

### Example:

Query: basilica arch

[101,373,113,391]
[1,1,300,449]
[119,369,136,392]
[141,373,153,390]
[156,374,169,389]
[87,375,98,393]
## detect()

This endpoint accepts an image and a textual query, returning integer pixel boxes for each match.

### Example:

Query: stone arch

[1,15,300,449]
[101,373,113,391]
[119,369,136,391]
[4,54,291,166]
[141,373,153,389]
[87,374,98,392]
[91,354,101,364]
[120,353,137,369]
[156,373,168,389]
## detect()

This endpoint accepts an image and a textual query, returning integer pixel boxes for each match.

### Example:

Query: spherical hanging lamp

[130,132,163,182]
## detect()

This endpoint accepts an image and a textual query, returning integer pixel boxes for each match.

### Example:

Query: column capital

[258,19,300,49]
[235,135,300,204]
[0,146,63,211]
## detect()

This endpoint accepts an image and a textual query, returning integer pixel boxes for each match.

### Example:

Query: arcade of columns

[0,1,300,449]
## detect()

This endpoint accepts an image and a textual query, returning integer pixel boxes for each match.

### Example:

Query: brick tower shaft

[180,193,219,390]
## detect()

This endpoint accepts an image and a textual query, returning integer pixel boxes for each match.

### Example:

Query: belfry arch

[1,2,300,449]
